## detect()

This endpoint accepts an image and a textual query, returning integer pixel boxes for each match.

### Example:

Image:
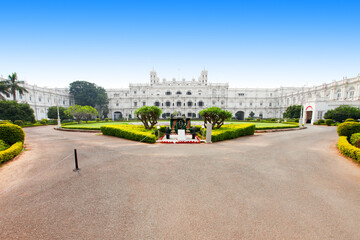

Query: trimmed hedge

[255,123,299,130]
[350,133,360,147]
[211,124,255,142]
[100,125,156,143]
[338,136,360,162]
[0,123,25,145]
[0,140,10,151]
[325,119,333,126]
[0,141,23,163]
[337,122,360,138]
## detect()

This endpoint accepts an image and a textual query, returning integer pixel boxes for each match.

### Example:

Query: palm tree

[4,72,28,101]
[0,81,10,100]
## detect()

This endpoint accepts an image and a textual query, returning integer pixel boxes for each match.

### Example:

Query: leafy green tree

[69,81,109,118]
[135,106,162,129]
[283,105,301,118]
[324,105,360,122]
[199,107,232,129]
[2,73,28,101]
[47,106,73,120]
[0,100,35,123]
[65,105,98,123]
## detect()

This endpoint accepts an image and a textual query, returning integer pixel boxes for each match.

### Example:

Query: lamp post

[201,124,205,139]
[57,105,61,128]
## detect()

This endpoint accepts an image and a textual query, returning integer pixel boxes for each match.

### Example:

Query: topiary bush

[101,125,156,143]
[0,120,12,124]
[350,133,360,147]
[345,118,355,122]
[0,140,10,151]
[337,122,360,138]
[211,124,255,142]
[338,136,360,162]
[40,119,48,125]
[270,118,276,122]
[105,118,110,122]
[317,119,325,124]
[0,123,25,145]
[325,119,333,126]
[14,120,24,127]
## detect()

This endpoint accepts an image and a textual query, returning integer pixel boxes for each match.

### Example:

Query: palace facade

[1,70,360,124]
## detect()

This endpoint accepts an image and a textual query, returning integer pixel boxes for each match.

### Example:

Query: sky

[1,0,360,89]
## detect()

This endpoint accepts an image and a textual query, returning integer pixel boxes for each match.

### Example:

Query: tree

[283,105,301,118]
[69,81,109,118]
[2,73,28,101]
[324,105,360,122]
[0,81,10,100]
[47,106,73,120]
[199,107,232,129]
[135,106,162,129]
[0,100,35,123]
[65,105,98,123]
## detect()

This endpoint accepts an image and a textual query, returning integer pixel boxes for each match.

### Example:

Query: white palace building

[1,70,360,124]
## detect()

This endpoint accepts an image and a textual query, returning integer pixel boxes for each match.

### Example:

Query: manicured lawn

[62,122,128,129]
[228,121,298,128]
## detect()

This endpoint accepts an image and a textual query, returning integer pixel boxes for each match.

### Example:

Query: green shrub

[270,118,276,122]
[325,119,333,126]
[338,136,360,162]
[256,118,260,121]
[0,120,12,124]
[0,140,10,151]
[96,118,100,122]
[0,123,25,145]
[48,119,58,125]
[105,118,110,122]
[245,117,254,121]
[350,133,360,147]
[317,119,325,124]
[294,118,299,123]
[345,118,355,122]
[337,122,360,138]
[40,119,48,125]
[101,125,156,143]
[211,124,255,142]
[14,120,24,126]
[0,141,23,163]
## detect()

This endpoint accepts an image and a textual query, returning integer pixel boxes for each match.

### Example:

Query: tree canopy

[1,72,28,101]
[0,100,35,123]
[135,106,162,129]
[324,105,360,122]
[199,107,232,129]
[65,105,98,123]
[283,105,301,118]
[69,81,109,118]
[47,106,73,120]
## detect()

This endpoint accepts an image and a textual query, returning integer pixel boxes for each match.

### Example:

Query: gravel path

[0,125,360,239]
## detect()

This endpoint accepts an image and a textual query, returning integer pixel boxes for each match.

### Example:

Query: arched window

[187,101,193,107]
[348,87,355,99]
[186,91,192,95]
[176,91,182,95]
[134,101,137,107]
[198,90,202,95]
[154,101,160,107]
[165,101,171,107]
[336,89,342,100]
[165,90,172,95]
[176,101,182,107]
[198,101,204,107]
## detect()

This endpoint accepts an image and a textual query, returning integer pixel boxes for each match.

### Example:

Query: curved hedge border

[0,123,25,164]
[0,141,23,163]
[350,133,360,147]
[100,125,156,143]
[211,124,255,142]
[255,123,299,130]
[338,136,360,162]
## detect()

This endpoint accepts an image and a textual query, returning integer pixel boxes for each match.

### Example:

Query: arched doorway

[235,111,245,120]
[114,111,122,120]
[305,106,313,123]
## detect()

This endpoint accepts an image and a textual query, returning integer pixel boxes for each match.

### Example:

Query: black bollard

[73,149,80,171]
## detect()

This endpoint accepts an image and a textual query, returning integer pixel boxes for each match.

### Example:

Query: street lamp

[201,124,205,139]
[157,125,160,139]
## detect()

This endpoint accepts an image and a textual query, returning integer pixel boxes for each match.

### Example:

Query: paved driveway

[0,125,360,239]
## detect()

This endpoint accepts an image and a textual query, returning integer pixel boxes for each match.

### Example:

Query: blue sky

[1,0,359,89]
